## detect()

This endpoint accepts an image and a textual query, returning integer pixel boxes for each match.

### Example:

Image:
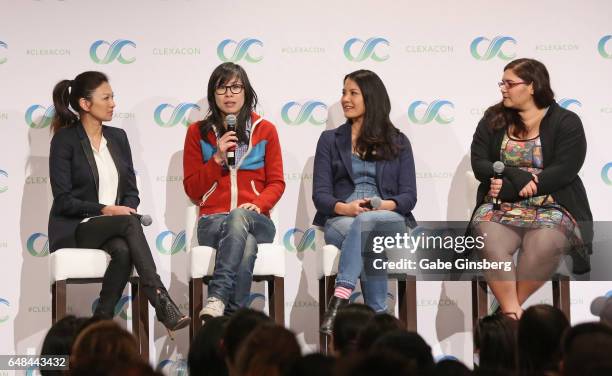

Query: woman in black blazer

[48,71,188,334]
[470,58,592,319]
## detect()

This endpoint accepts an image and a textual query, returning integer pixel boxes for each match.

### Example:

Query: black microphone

[225,114,237,167]
[131,212,153,226]
[492,161,505,210]
[360,196,383,209]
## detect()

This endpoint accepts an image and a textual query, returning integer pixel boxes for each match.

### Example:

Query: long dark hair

[345,70,400,161]
[199,62,258,143]
[51,71,109,134]
[483,58,555,137]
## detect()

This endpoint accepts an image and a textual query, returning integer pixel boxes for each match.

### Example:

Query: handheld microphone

[225,114,237,167]
[360,196,383,210]
[131,212,153,226]
[492,161,505,210]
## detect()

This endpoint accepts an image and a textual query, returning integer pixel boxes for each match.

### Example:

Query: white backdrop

[1,0,611,371]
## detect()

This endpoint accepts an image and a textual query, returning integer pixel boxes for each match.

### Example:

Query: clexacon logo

[283,227,316,252]
[0,298,9,323]
[26,233,49,257]
[25,104,55,128]
[281,101,327,125]
[557,98,582,110]
[408,100,454,124]
[602,162,612,186]
[0,169,7,193]
[470,36,517,60]
[598,35,612,58]
[0,41,7,64]
[91,295,132,320]
[217,38,263,62]
[156,230,186,255]
[89,39,136,64]
[154,103,200,127]
[246,293,266,307]
[157,360,174,373]
[344,37,390,62]
[436,355,459,362]
[157,358,188,374]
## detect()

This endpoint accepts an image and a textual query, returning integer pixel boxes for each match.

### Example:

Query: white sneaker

[199,297,225,320]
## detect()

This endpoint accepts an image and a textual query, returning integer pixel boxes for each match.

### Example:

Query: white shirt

[93,136,119,206]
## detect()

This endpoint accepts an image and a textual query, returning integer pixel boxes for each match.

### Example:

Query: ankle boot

[320,296,349,336]
[154,290,190,337]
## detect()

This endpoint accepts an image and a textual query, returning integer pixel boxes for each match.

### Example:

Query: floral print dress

[472,131,582,249]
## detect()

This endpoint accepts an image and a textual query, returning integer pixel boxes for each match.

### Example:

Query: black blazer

[48,123,140,251]
[470,102,593,271]
[312,122,417,227]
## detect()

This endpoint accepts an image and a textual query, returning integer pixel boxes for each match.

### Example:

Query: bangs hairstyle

[199,62,258,143]
[483,58,555,137]
[344,70,400,161]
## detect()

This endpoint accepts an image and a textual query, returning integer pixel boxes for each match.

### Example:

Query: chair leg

[319,275,336,354]
[189,278,203,342]
[52,280,67,324]
[471,276,488,330]
[552,275,571,322]
[398,276,417,331]
[130,277,149,360]
[268,277,285,326]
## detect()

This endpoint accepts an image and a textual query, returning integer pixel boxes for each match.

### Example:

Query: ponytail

[50,71,109,134]
[51,79,78,133]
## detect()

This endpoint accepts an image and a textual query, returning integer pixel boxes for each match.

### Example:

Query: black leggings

[75,215,164,318]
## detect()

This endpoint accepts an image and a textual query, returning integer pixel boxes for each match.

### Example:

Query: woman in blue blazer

[313,70,417,334]
[48,71,188,334]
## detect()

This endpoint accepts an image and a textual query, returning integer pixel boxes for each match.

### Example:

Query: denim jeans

[324,210,407,313]
[197,208,275,315]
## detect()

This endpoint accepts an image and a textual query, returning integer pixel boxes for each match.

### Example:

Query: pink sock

[334,286,352,299]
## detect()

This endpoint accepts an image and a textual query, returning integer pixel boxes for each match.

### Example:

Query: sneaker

[199,296,225,321]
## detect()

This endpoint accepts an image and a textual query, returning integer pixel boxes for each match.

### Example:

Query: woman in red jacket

[183,62,285,321]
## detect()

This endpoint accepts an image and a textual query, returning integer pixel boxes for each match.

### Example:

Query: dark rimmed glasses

[215,84,244,95]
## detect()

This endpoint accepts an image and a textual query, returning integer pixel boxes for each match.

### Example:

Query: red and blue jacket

[183,113,285,217]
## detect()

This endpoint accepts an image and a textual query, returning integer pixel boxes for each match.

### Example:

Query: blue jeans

[197,208,275,315]
[324,210,407,313]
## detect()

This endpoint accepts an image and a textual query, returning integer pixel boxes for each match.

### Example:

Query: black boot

[320,296,349,336]
[154,290,190,338]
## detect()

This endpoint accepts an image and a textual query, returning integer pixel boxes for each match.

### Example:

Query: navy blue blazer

[312,122,417,227]
[48,123,140,251]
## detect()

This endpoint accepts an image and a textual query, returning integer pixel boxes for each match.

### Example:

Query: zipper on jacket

[231,116,264,209]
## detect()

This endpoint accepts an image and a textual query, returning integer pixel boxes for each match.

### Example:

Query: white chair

[185,204,286,340]
[49,248,149,358]
[465,171,570,324]
[315,226,417,352]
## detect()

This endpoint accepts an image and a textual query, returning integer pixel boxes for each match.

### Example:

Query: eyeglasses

[215,84,244,95]
[498,80,527,89]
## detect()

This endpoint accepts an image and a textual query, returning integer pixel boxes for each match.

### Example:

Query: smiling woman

[313,69,417,335]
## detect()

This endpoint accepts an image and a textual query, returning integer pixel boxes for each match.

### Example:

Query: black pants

[75,215,164,318]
